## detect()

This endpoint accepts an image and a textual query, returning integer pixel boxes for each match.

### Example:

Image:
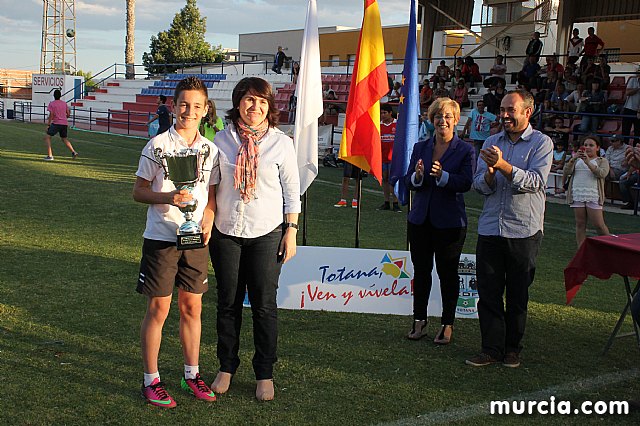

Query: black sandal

[407,319,428,340]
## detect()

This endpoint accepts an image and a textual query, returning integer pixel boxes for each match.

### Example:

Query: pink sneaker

[141,378,177,408]
[181,373,217,401]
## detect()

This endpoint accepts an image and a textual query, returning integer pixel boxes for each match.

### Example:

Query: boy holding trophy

[133,77,219,408]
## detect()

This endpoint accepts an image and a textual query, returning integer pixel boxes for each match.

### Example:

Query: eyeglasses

[434,114,455,121]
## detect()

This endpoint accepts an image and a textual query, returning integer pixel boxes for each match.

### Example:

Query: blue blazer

[403,135,473,228]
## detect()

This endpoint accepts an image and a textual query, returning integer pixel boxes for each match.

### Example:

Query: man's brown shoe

[465,352,500,367]
[502,352,521,368]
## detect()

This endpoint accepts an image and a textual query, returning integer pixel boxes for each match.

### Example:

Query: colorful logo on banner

[456,255,478,316]
[380,253,410,279]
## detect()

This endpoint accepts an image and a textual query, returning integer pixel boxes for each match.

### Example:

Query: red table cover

[564,233,640,304]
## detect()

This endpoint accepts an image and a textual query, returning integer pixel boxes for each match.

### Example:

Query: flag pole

[355,172,362,248]
[302,191,308,246]
[406,191,412,251]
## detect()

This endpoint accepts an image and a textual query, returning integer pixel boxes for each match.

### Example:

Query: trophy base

[177,232,205,250]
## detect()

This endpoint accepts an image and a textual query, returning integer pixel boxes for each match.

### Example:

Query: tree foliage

[142,0,224,74]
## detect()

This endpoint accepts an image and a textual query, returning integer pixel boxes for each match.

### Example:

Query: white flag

[294,0,323,195]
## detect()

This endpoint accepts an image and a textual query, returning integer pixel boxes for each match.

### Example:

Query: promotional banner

[278,246,478,318]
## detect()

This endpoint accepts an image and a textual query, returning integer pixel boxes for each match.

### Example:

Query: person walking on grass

[43,89,78,161]
[466,89,553,369]
[562,135,610,248]
[133,77,219,409]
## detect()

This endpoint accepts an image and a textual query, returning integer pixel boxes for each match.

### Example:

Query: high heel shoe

[433,325,453,345]
[211,371,233,394]
[407,319,428,340]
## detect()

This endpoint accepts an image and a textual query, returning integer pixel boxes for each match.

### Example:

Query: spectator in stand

[484,55,507,89]
[322,84,339,123]
[483,80,507,115]
[434,78,451,99]
[452,79,470,108]
[461,57,482,86]
[544,116,571,154]
[432,60,451,83]
[387,73,394,97]
[291,61,300,84]
[595,55,611,89]
[453,57,464,73]
[549,83,570,111]
[451,69,464,87]
[562,135,610,248]
[525,31,543,62]
[418,109,435,142]
[581,56,597,87]
[563,64,579,92]
[546,55,565,76]
[567,28,584,66]
[389,81,402,103]
[619,145,640,210]
[622,67,640,146]
[378,103,401,212]
[420,79,434,109]
[550,140,569,174]
[518,55,541,90]
[287,94,297,124]
[604,135,629,180]
[582,27,605,71]
[539,70,560,102]
[578,79,607,133]
[462,99,498,163]
[271,46,288,74]
[565,83,585,112]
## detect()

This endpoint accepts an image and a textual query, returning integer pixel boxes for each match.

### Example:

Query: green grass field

[2,120,640,425]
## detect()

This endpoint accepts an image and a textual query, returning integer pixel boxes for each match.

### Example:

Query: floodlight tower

[40,0,77,75]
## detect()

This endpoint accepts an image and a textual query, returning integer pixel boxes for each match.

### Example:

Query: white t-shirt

[568,37,584,57]
[624,77,640,111]
[136,126,219,242]
[212,125,301,238]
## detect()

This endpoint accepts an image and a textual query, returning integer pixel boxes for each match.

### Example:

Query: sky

[0,0,453,75]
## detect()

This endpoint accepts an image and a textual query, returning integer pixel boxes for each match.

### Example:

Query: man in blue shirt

[466,89,553,368]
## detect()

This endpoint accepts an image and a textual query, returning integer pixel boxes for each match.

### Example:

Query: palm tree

[125,0,135,79]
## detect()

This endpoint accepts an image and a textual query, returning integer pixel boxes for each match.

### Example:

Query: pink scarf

[234,120,269,203]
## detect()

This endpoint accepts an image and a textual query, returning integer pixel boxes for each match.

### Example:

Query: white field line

[377,368,640,426]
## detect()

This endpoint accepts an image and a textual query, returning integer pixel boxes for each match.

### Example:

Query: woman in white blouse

[208,77,301,401]
[562,135,610,247]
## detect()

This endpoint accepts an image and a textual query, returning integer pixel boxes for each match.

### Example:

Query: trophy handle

[153,148,169,179]
[199,145,211,182]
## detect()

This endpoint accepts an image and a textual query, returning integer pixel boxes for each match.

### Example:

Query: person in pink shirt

[44,89,78,161]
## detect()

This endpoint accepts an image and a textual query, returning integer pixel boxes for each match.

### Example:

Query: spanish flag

[339,0,388,184]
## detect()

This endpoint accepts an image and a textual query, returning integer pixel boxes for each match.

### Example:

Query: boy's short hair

[159,95,167,103]
[53,89,61,100]
[173,77,208,104]
[380,103,393,113]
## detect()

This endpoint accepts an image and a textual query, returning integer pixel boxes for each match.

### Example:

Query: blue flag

[389,0,419,206]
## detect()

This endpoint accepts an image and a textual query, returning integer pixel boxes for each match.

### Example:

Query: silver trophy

[154,146,210,250]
